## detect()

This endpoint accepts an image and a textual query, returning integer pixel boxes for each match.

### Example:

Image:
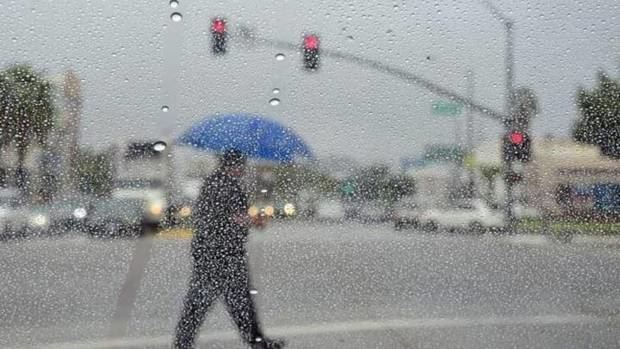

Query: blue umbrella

[177,113,314,162]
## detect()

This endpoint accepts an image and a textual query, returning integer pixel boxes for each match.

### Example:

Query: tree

[75,149,114,196]
[512,87,539,129]
[0,64,55,189]
[573,72,620,158]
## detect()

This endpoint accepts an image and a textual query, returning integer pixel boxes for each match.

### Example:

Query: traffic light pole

[236,30,506,121]
[481,0,518,231]
[503,20,516,231]
[465,70,475,185]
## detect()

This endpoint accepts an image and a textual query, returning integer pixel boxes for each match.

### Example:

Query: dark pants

[174,248,263,349]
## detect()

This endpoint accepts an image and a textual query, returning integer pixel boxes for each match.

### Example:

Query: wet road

[1,222,619,348]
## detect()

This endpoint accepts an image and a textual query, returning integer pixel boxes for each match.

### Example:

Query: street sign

[341,181,356,195]
[432,100,462,116]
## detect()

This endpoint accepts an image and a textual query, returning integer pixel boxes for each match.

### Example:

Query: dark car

[85,197,146,238]
[47,196,93,234]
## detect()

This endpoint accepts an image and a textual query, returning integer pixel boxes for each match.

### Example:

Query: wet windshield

[1,1,619,348]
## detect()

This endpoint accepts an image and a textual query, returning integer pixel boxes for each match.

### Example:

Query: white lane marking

[31,313,607,349]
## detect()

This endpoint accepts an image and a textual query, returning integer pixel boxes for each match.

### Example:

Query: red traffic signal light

[303,35,319,50]
[211,18,226,34]
[211,18,227,55]
[509,131,525,145]
[302,34,320,71]
[503,130,531,162]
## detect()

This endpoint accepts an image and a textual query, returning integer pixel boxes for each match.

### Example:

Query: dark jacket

[191,168,249,259]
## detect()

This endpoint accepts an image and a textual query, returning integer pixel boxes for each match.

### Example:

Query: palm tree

[0,64,55,189]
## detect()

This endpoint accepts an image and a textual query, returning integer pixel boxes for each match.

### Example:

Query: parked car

[418,199,505,233]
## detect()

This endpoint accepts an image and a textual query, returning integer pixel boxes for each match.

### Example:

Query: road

[1,222,619,348]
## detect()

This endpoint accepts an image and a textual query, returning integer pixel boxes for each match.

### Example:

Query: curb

[570,234,620,248]
[155,228,194,240]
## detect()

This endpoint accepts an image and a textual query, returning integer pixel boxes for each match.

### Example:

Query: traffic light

[302,34,320,71]
[211,18,227,55]
[502,130,531,162]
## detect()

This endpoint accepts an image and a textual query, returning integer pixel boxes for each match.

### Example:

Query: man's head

[219,149,247,177]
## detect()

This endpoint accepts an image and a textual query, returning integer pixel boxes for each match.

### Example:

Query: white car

[0,193,31,239]
[112,187,167,227]
[513,204,541,220]
[418,200,505,233]
[314,199,346,222]
[0,204,26,239]
[1,204,50,239]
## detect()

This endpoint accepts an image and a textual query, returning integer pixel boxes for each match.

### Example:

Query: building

[472,137,620,217]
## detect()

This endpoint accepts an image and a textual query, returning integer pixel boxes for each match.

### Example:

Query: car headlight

[264,206,275,217]
[149,202,163,216]
[283,203,296,216]
[179,206,192,218]
[248,206,259,218]
[73,207,87,219]
[30,214,48,227]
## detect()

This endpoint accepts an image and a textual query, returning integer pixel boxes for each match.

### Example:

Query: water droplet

[275,53,285,61]
[250,289,258,295]
[272,88,280,94]
[153,141,167,152]
[161,105,170,112]
[169,0,179,8]
[170,12,183,22]
[269,98,280,106]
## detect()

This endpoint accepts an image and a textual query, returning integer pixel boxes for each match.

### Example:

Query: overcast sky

[0,0,618,166]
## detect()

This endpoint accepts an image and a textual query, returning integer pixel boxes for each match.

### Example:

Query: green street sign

[432,100,462,116]
[341,181,356,195]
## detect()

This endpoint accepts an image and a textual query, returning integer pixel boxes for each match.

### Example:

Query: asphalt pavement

[1,222,619,349]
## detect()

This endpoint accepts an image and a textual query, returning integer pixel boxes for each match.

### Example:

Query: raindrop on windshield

[275,53,285,61]
[153,141,167,152]
[161,105,170,112]
[272,88,280,94]
[169,0,179,8]
[170,12,183,22]
[269,98,280,106]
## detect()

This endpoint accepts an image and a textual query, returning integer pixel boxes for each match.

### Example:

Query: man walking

[174,149,284,349]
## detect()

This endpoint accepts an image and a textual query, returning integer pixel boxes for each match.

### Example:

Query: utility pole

[62,70,82,194]
[503,19,516,229]
[482,0,517,229]
[465,70,475,155]
[465,70,475,189]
